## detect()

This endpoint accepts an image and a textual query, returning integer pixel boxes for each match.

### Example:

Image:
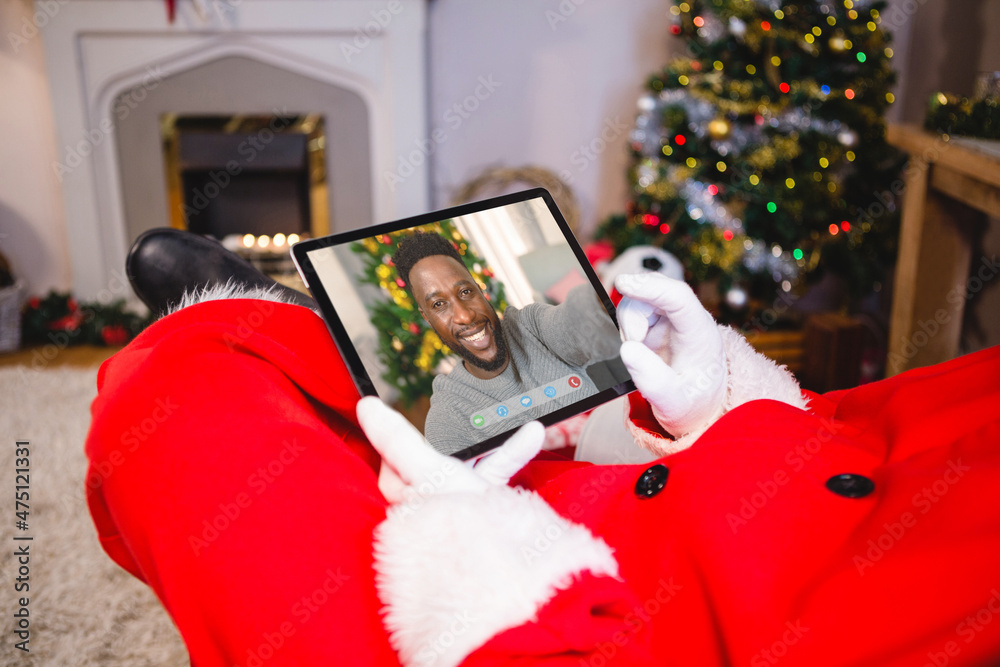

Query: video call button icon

[475,374,586,430]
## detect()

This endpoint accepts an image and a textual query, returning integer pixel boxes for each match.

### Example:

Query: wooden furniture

[885,124,1000,376]
[799,313,866,392]
[745,313,865,393]
[745,329,804,376]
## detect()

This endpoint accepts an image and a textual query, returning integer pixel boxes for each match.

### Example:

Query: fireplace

[161,113,328,241]
[41,1,429,302]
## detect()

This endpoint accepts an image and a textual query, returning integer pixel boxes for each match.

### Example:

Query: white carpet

[0,366,188,666]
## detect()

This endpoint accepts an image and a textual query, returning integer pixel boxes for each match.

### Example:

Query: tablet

[291,188,634,460]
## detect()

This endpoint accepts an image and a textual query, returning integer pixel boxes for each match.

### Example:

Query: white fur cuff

[626,324,809,456]
[719,324,809,412]
[167,279,319,315]
[373,486,619,667]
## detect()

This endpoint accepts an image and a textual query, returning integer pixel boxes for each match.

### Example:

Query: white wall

[4,0,673,296]
[426,0,674,238]
[0,0,70,295]
[4,0,983,296]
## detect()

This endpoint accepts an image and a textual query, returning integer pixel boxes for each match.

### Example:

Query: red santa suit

[84,295,1000,667]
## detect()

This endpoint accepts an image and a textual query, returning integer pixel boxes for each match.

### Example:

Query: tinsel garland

[596,0,904,326]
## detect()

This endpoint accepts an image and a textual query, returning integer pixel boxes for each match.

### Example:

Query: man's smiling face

[408,254,509,380]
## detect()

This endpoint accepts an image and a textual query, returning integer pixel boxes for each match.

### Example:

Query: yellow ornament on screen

[708,118,731,139]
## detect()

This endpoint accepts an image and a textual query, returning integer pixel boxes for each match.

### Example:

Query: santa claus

[85,230,1000,666]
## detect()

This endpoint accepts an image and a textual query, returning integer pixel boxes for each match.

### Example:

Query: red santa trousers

[84,298,1000,666]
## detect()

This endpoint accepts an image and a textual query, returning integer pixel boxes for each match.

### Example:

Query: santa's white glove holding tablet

[614,272,809,456]
[358,396,546,503]
[357,398,620,667]
[615,273,727,439]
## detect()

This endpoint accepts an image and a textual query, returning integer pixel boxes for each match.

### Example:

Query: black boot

[126,228,317,315]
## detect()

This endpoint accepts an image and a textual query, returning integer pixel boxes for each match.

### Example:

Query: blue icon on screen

[496,405,509,417]
[520,395,532,407]
[543,386,556,398]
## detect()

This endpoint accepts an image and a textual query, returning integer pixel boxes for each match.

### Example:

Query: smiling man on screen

[392,231,623,454]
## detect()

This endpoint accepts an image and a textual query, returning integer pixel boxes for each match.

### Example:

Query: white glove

[355,396,545,503]
[614,272,727,439]
[357,397,618,667]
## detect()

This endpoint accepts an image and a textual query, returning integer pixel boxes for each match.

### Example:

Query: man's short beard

[456,318,509,373]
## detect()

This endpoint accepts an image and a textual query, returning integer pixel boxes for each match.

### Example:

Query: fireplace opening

[160,113,328,280]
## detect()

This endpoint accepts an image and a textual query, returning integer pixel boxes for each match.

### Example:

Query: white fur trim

[167,279,319,315]
[626,324,809,457]
[719,325,809,412]
[625,411,694,457]
[374,486,619,667]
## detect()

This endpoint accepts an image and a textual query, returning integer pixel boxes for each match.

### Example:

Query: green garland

[925,92,1000,139]
[21,292,151,348]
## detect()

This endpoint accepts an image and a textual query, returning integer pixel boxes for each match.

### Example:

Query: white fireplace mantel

[40,0,428,301]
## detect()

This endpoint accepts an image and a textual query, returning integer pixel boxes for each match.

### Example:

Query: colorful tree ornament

[598,0,904,324]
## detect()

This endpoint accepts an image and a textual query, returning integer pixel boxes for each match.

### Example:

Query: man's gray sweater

[424,285,623,455]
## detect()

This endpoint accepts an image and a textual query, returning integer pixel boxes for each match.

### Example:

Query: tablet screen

[292,188,634,460]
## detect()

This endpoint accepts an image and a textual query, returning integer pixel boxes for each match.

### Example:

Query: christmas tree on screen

[351,221,507,407]
[598,0,903,324]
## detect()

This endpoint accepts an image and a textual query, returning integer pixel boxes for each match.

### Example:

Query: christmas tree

[351,221,507,407]
[598,0,903,323]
